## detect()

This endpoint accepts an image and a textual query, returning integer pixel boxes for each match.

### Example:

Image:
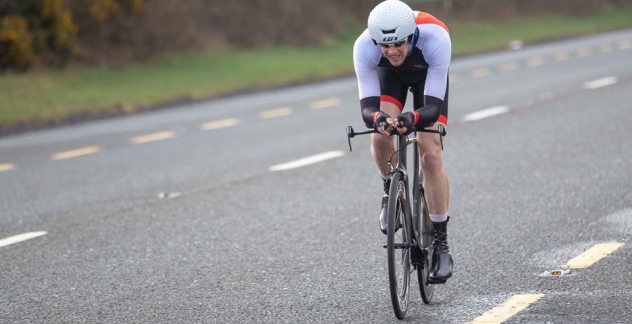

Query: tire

[387,173,411,320]
[417,186,435,304]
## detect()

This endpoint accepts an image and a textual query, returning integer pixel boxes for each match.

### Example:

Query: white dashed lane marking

[269,151,344,172]
[462,106,509,122]
[0,231,47,248]
[51,146,101,160]
[584,76,617,90]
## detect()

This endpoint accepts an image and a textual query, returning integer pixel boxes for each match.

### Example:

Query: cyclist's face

[380,40,409,66]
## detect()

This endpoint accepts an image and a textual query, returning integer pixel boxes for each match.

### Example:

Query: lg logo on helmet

[382,36,397,42]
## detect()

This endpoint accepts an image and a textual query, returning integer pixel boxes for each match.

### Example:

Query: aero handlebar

[346,123,446,152]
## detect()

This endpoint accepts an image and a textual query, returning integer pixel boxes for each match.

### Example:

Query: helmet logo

[382,36,397,43]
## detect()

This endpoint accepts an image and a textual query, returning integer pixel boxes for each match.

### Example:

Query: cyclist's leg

[413,80,453,283]
[416,122,449,216]
[373,68,409,234]
[413,79,450,217]
[371,68,408,178]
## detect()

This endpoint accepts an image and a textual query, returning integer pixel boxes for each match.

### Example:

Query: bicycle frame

[346,124,446,316]
[346,124,445,249]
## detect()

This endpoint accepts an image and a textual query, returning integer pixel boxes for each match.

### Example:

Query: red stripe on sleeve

[372,111,379,123]
[438,114,448,126]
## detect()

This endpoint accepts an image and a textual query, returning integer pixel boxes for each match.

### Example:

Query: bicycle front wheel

[386,173,412,320]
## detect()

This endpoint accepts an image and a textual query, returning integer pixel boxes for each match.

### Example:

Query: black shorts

[378,67,449,125]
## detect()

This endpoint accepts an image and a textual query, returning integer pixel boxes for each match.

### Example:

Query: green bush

[0,15,38,71]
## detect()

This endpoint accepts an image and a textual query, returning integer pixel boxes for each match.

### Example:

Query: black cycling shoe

[429,218,453,284]
[379,179,390,235]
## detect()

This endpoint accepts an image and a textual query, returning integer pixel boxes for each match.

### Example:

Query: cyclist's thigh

[417,123,444,151]
[378,67,408,116]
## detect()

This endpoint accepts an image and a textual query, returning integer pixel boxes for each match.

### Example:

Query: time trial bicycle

[346,123,446,320]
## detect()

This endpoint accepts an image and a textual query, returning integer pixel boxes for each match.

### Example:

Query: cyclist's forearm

[414,95,442,127]
[361,96,381,128]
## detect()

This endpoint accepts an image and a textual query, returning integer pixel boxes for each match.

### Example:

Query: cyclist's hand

[395,111,418,135]
[374,111,394,136]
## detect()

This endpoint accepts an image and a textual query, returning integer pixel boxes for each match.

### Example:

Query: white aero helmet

[367,0,416,45]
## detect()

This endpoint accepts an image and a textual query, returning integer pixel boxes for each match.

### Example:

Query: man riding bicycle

[353,0,453,283]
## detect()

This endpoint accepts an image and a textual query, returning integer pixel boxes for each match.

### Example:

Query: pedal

[426,278,447,285]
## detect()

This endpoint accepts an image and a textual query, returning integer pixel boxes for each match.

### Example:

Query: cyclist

[353,0,453,283]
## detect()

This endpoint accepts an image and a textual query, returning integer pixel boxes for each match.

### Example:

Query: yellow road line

[527,57,546,67]
[599,44,613,53]
[260,107,292,119]
[449,74,459,83]
[51,146,101,160]
[0,163,15,172]
[129,131,175,144]
[577,48,591,57]
[618,40,631,50]
[554,52,570,61]
[500,62,519,72]
[563,242,624,269]
[201,118,240,131]
[471,68,491,78]
[469,294,545,324]
[310,97,341,109]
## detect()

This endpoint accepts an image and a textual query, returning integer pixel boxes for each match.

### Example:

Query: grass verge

[1,7,632,130]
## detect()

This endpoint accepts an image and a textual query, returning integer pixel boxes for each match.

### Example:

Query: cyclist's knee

[371,133,393,150]
[420,147,443,174]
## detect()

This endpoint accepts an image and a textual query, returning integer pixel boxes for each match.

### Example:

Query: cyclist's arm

[415,24,451,127]
[361,97,382,128]
[353,31,383,128]
[412,95,442,128]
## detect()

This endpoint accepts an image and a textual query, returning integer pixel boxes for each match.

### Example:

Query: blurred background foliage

[1,0,630,72]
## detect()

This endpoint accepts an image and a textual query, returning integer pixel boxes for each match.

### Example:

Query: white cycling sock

[430,213,448,223]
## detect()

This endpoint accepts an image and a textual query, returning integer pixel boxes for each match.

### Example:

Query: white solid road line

[462,106,509,122]
[269,151,344,172]
[584,76,618,90]
[0,231,48,248]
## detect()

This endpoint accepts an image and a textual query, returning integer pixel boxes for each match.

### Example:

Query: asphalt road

[1,29,631,323]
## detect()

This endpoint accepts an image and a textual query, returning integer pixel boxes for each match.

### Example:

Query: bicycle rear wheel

[417,186,435,304]
[386,173,412,320]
